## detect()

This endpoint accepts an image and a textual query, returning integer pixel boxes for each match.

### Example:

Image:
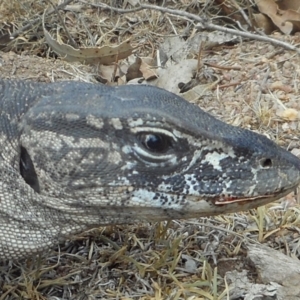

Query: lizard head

[19,83,300,223]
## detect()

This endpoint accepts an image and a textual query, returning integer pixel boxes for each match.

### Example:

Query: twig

[10,0,76,39]
[79,1,143,14]
[44,0,78,48]
[229,0,253,29]
[204,62,242,70]
[82,1,300,54]
[141,4,300,54]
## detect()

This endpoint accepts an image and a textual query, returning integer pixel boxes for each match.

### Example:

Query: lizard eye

[137,133,172,153]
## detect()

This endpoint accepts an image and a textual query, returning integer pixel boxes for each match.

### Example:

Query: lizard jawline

[214,191,292,205]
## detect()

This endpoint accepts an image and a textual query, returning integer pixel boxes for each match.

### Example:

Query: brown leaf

[140,59,157,81]
[126,57,143,81]
[277,0,300,11]
[43,14,133,65]
[281,108,299,121]
[256,0,300,34]
[269,81,293,93]
[253,13,276,34]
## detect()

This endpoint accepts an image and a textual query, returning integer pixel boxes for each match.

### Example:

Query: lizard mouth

[214,187,296,205]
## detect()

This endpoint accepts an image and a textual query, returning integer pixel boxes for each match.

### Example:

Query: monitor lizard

[0,79,299,260]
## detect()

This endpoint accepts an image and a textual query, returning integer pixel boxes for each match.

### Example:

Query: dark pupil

[143,134,167,152]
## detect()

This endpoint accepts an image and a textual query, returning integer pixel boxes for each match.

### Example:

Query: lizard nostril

[260,158,273,168]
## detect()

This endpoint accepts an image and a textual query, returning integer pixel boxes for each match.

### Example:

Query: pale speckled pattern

[0,79,300,260]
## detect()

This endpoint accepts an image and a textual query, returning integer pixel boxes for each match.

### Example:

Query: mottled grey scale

[0,79,299,260]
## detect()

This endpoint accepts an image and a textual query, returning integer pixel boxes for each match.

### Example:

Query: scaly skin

[0,79,299,259]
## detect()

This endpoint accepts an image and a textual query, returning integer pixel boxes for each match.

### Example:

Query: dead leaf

[181,83,215,102]
[281,108,299,121]
[0,33,12,46]
[269,81,293,93]
[256,0,300,34]
[156,59,198,94]
[140,60,157,81]
[277,0,300,11]
[43,13,133,64]
[253,13,276,34]
[126,57,143,81]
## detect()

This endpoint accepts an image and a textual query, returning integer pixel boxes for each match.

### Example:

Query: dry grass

[1,0,300,299]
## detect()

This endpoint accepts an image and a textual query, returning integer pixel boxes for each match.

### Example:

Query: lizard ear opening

[20,146,40,193]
